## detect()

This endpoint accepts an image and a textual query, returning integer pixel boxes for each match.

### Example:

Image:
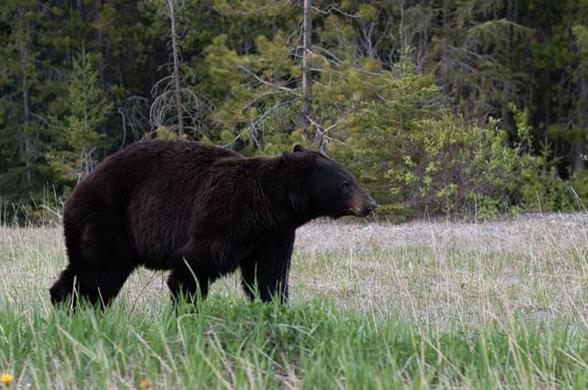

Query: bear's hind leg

[52,217,137,309]
[50,264,77,306]
[50,263,135,309]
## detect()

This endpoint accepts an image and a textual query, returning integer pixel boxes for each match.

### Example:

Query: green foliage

[332,67,579,219]
[335,101,525,218]
[517,146,578,213]
[155,126,188,141]
[569,169,588,208]
[509,105,580,212]
[45,51,111,187]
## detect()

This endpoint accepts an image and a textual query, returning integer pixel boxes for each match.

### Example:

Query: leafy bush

[332,68,579,220]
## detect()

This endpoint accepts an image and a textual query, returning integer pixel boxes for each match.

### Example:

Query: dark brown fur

[49,140,376,308]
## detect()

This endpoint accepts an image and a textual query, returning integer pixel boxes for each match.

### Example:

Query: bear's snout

[349,192,377,217]
[365,198,377,212]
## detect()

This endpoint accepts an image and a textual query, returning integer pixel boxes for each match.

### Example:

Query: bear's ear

[293,144,306,153]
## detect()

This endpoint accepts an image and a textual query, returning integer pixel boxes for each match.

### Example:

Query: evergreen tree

[46,51,111,187]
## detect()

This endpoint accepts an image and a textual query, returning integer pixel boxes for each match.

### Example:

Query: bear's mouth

[347,196,377,217]
[348,206,371,217]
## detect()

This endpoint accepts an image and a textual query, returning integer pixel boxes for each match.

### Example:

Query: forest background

[1,0,587,221]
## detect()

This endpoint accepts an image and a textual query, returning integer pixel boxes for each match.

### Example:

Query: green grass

[1,215,588,388]
[1,298,588,389]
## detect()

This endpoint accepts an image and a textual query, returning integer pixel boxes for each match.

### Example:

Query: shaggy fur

[49,140,376,308]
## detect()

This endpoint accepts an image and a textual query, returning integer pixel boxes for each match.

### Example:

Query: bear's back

[66,140,239,210]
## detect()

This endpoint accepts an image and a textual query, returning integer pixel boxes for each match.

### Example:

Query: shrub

[331,71,578,219]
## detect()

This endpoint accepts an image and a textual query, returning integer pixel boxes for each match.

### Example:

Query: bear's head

[288,145,377,219]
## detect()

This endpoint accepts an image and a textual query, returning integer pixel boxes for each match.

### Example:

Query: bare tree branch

[236,65,297,93]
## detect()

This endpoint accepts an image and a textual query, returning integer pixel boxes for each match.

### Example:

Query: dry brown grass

[1,213,587,327]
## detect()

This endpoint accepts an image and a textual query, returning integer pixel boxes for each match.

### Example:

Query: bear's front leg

[240,230,295,303]
[167,262,219,306]
[167,243,221,307]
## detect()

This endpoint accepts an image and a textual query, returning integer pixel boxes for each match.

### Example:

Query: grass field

[1,214,588,388]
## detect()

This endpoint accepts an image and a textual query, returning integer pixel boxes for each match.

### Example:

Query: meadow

[1,214,587,389]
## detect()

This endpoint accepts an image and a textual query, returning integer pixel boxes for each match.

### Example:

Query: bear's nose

[365,198,377,211]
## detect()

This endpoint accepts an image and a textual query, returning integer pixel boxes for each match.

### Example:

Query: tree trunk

[301,0,312,138]
[167,0,184,136]
[17,6,33,186]
[501,0,516,130]
[399,0,405,50]
[96,1,105,86]
[574,65,587,174]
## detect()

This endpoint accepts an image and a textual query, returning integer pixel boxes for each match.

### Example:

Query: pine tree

[46,51,111,186]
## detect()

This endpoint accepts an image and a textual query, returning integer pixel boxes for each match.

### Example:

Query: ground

[1,214,587,388]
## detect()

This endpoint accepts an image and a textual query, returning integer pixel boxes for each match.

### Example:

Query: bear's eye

[341,181,351,194]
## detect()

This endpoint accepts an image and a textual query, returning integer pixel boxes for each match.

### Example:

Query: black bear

[49,141,376,308]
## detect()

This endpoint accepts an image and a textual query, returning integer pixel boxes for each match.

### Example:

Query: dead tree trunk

[167,0,184,136]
